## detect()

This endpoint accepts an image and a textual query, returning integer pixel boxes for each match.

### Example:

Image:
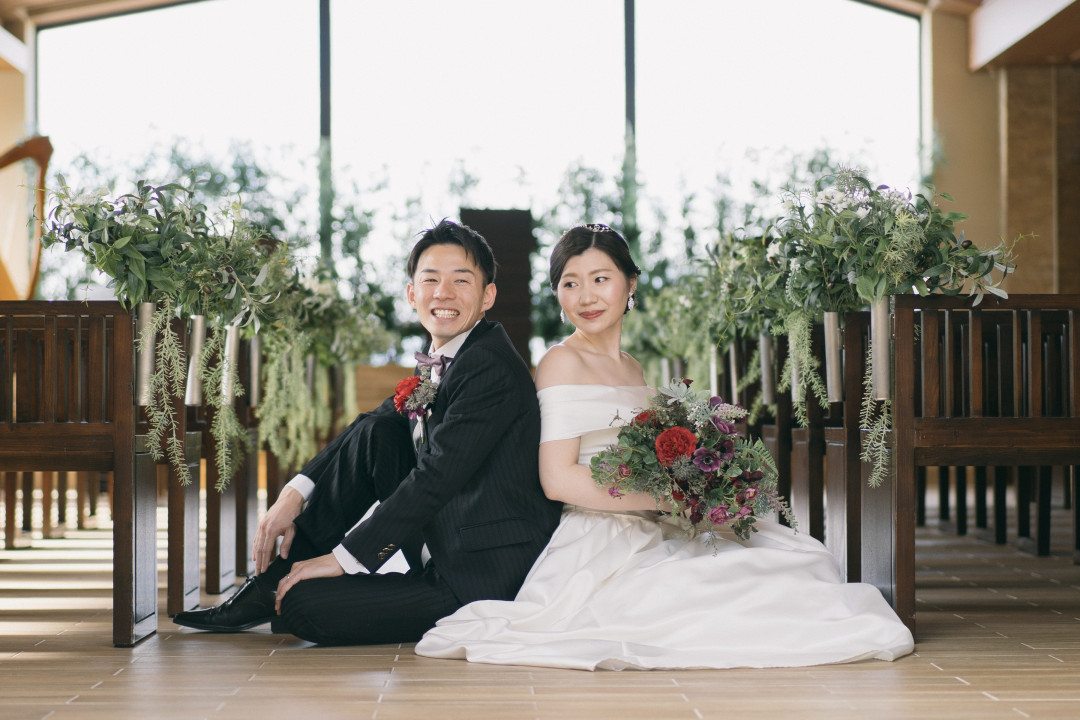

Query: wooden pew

[890,294,1080,635]
[0,302,156,646]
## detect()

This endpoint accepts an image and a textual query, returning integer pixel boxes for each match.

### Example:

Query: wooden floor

[2,488,1080,720]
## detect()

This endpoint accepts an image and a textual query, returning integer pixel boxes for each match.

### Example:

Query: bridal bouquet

[591,379,794,541]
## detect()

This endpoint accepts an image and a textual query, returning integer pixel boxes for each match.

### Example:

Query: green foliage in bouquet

[591,379,794,541]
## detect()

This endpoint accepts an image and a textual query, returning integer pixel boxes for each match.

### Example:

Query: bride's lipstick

[579,310,604,320]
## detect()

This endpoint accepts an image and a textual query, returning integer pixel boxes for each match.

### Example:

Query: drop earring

[626,294,636,312]
[560,310,567,324]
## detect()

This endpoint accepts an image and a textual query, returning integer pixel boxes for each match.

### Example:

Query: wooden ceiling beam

[858,0,930,16]
[0,0,189,31]
[0,22,27,71]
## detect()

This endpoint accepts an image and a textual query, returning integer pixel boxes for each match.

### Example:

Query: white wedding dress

[415,385,914,670]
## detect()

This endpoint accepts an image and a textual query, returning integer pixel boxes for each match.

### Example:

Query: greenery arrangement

[778,169,1015,310]
[773,168,1018,485]
[41,177,281,487]
[704,230,788,424]
[257,271,388,471]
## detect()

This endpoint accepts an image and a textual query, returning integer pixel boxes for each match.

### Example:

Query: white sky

[35,0,920,290]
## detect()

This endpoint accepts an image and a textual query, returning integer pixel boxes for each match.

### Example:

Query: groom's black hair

[408,219,498,286]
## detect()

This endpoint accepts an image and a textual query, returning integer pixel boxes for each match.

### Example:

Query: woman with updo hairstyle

[548,223,641,312]
[416,223,914,671]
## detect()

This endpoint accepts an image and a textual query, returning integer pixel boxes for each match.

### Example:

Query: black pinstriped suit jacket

[340,319,562,604]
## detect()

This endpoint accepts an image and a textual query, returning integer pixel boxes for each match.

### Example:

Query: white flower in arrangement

[116,212,139,227]
[855,206,870,220]
[846,270,858,285]
[881,188,913,215]
[74,187,109,206]
[815,188,843,207]
[765,242,782,261]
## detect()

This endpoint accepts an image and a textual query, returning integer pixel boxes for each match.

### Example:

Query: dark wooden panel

[458,208,535,366]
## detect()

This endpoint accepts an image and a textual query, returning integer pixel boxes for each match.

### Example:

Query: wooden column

[1001,67,1056,293]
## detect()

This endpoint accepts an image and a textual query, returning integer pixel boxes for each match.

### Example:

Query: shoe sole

[172,616,274,633]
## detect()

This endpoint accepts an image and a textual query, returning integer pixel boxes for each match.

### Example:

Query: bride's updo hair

[549,224,642,307]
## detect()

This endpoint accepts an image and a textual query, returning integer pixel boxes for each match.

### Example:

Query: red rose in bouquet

[655,426,696,466]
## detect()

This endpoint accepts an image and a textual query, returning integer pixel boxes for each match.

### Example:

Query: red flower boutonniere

[394,367,438,442]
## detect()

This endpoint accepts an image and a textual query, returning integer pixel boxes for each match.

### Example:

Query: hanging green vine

[258,325,317,471]
[776,308,827,427]
[254,263,389,470]
[859,343,893,488]
[196,325,253,489]
[139,299,189,483]
[734,345,766,425]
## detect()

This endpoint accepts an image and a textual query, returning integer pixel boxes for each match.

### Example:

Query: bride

[415,223,914,670]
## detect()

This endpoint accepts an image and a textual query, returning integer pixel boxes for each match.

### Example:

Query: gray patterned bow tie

[415,351,450,375]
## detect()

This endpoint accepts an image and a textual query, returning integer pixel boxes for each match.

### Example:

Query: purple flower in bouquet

[608,485,624,499]
[739,487,759,503]
[691,447,723,473]
[707,505,731,525]
[712,419,737,434]
[709,396,740,434]
[716,438,735,460]
[617,463,632,479]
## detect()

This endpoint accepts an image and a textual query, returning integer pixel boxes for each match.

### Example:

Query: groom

[174,219,563,645]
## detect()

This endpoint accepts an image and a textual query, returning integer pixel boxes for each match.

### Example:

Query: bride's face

[556,248,636,334]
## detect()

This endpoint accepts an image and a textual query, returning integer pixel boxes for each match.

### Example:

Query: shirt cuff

[333,544,369,575]
[285,474,315,502]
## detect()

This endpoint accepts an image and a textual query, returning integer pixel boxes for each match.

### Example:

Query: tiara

[583,223,613,233]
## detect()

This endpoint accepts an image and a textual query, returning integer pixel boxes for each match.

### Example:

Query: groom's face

[407,243,496,350]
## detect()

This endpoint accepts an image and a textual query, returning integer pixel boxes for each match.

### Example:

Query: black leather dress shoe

[173,576,276,632]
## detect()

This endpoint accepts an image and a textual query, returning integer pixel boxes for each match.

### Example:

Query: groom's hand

[253,486,304,574]
[275,553,344,613]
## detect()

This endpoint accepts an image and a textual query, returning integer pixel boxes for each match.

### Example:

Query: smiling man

[173,219,563,645]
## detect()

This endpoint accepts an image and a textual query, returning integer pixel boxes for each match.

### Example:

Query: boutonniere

[394,367,438,442]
